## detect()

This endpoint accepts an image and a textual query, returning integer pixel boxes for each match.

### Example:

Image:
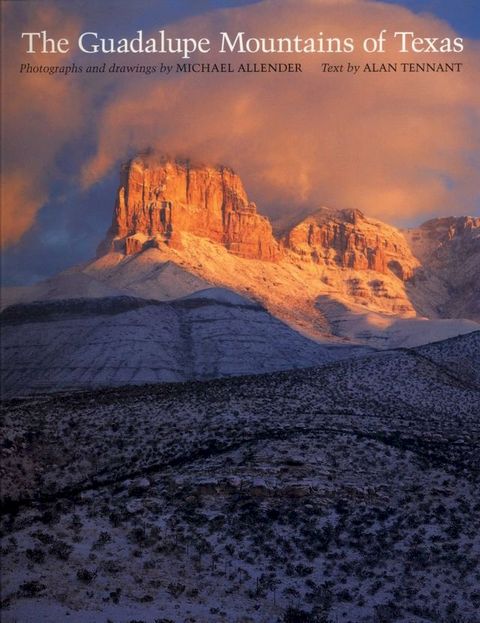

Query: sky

[1,0,479,285]
[380,0,480,38]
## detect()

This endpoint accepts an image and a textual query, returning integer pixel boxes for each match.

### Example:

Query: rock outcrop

[86,153,480,326]
[98,155,424,284]
[98,154,280,261]
[405,216,480,320]
[406,216,480,265]
[284,207,419,280]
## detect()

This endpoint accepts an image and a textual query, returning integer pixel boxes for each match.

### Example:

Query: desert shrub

[283,607,327,623]
[69,514,83,530]
[93,530,112,547]
[49,539,73,560]
[336,588,353,602]
[26,546,45,563]
[76,568,97,583]
[18,580,46,597]
[374,602,401,622]
[30,530,54,545]
[109,587,121,603]
[167,583,186,598]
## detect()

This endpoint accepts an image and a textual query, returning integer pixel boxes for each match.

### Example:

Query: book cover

[1,1,479,622]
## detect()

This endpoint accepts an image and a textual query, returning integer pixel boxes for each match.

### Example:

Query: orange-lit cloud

[2,0,480,248]
[1,3,87,246]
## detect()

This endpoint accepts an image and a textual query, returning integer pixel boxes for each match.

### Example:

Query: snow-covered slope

[2,331,479,623]
[91,237,480,347]
[316,295,479,348]
[0,271,125,309]
[3,238,478,350]
[0,289,367,397]
[414,330,480,387]
[0,258,211,310]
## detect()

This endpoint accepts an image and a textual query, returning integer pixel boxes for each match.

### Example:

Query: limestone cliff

[405,216,480,320]
[95,154,479,326]
[284,207,419,281]
[98,155,280,260]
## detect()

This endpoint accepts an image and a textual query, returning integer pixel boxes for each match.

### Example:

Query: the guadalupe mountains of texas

[1,153,479,396]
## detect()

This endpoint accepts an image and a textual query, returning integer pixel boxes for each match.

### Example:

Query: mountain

[93,155,479,324]
[0,290,368,398]
[405,216,480,320]
[91,155,478,339]
[98,154,280,260]
[284,206,419,279]
[2,153,480,385]
[0,260,211,309]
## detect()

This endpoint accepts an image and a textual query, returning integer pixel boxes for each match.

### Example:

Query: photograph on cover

[1,1,479,622]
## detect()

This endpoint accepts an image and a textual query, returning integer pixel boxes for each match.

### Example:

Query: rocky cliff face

[405,216,480,320]
[98,155,280,260]
[406,216,480,266]
[91,154,480,326]
[284,207,419,281]
[99,155,423,283]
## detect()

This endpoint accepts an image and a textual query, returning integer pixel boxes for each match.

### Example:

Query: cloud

[2,0,480,251]
[1,2,87,246]
[81,0,480,225]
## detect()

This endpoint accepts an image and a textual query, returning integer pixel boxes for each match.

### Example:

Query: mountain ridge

[96,154,479,292]
[1,153,479,355]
